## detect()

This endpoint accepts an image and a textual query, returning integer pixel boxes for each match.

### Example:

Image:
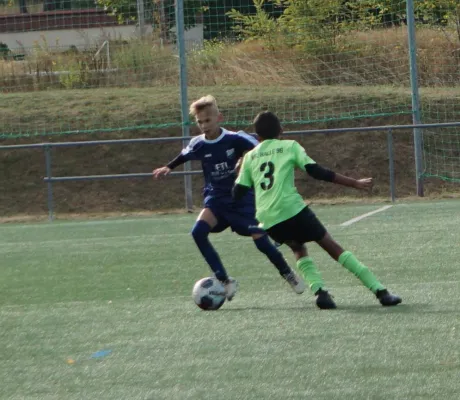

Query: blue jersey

[181,128,258,200]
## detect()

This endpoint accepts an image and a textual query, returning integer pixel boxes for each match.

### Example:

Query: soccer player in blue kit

[153,95,304,301]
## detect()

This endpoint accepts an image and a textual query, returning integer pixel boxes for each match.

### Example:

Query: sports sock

[253,235,291,276]
[296,256,324,294]
[191,221,228,282]
[338,251,385,293]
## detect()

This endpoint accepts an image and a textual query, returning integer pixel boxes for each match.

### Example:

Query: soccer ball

[192,277,226,310]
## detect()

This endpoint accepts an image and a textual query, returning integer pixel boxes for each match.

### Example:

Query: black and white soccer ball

[192,277,226,310]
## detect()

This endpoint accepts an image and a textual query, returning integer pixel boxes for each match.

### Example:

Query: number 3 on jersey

[260,161,275,190]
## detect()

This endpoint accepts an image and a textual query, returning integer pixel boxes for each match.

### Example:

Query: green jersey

[236,139,315,229]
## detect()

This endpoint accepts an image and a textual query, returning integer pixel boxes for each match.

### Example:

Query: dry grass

[2,26,460,92]
[188,41,305,86]
[0,60,18,76]
[3,84,460,138]
[1,37,179,91]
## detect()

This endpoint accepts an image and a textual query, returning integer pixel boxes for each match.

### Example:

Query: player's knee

[191,220,211,244]
[251,233,264,241]
[286,241,306,257]
[253,234,273,252]
[286,240,303,252]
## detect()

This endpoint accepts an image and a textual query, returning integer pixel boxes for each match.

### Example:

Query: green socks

[296,251,385,295]
[338,251,385,293]
[297,257,324,294]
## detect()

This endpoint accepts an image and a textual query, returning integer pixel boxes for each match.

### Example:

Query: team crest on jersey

[226,148,235,159]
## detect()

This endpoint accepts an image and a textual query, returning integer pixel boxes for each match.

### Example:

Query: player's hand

[354,178,373,190]
[152,166,171,179]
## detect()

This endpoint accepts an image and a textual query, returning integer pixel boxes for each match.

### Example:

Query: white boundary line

[340,205,393,227]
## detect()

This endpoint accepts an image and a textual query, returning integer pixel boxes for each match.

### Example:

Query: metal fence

[175,0,424,203]
[2,121,460,221]
[2,0,459,219]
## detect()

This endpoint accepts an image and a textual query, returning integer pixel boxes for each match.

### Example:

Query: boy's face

[195,107,223,137]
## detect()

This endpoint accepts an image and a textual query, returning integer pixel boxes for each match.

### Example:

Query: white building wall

[2,23,204,51]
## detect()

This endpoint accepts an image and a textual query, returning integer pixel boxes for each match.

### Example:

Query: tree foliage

[92,0,460,45]
[226,0,460,47]
[95,0,202,32]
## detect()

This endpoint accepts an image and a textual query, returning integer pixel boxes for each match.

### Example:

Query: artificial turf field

[1,200,459,399]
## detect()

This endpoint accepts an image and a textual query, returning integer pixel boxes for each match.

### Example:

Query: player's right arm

[152,137,200,179]
[152,153,185,179]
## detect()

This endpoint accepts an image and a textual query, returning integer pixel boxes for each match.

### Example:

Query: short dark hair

[253,111,282,139]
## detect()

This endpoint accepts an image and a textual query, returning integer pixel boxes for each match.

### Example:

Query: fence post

[406,0,424,197]
[44,145,54,221]
[387,129,396,203]
[175,0,193,211]
[137,0,145,37]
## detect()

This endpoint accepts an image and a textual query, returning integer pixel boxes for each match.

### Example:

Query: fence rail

[3,121,460,151]
[2,121,460,221]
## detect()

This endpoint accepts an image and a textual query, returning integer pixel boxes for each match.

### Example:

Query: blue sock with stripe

[254,235,291,275]
[191,220,228,282]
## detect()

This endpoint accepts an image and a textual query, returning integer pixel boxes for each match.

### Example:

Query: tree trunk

[19,0,28,13]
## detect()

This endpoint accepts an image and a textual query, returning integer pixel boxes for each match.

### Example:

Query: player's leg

[228,202,305,294]
[191,208,238,300]
[272,207,328,296]
[250,231,305,294]
[316,232,384,292]
[284,240,336,309]
[316,232,402,306]
[251,232,291,275]
[264,207,335,309]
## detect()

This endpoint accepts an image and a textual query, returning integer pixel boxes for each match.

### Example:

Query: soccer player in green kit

[233,111,402,309]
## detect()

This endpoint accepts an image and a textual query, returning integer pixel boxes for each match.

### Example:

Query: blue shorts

[204,196,261,237]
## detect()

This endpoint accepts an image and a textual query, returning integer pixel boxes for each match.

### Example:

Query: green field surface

[1,200,459,399]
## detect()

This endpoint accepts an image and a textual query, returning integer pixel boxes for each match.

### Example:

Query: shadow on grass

[219,302,454,315]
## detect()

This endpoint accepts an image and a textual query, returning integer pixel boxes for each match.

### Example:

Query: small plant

[189,39,226,69]
[0,42,10,60]
[226,0,279,50]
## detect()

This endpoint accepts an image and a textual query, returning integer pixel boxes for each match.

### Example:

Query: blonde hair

[189,95,219,116]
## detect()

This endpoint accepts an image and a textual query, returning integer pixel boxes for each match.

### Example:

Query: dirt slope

[1,115,458,218]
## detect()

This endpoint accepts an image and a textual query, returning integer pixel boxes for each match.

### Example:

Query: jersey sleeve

[235,131,259,153]
[292,141,315,171]
[180,136,203,161]
[235,153,253,188]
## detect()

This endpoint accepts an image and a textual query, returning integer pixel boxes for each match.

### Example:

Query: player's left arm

[293,141,372,190]
[232,153,253,201]
[306,163,373,190]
